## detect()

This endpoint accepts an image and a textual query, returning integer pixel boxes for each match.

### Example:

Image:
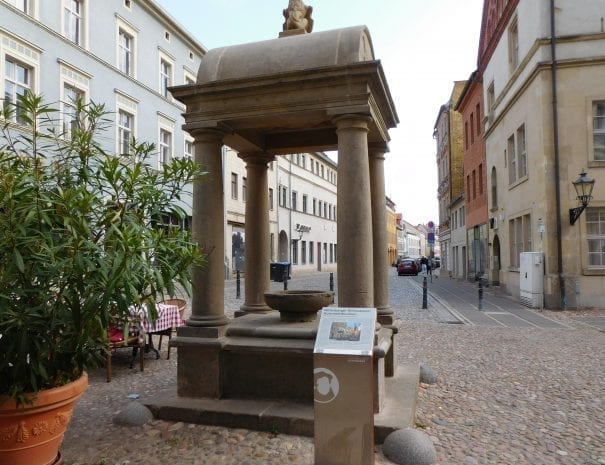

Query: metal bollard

[478,278,483,311]
[422,276,428,309]
[236,270,241,299]
[329,272,334,292]
[283,268,288,291]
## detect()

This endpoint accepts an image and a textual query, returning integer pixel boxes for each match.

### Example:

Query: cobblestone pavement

[62,270,605,465]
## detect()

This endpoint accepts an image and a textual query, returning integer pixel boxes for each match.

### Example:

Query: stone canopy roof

[197,26,376,85]
[171,25,398,154]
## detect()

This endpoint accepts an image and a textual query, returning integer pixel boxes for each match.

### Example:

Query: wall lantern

[569,170,595,225]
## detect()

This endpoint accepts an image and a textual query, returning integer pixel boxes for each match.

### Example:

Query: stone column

[334,115,374,307]
[187,129,229,327]
[369,146,394,325]
[238,153,274,315]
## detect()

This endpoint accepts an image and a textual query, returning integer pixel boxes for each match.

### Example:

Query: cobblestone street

[62,270,604,465]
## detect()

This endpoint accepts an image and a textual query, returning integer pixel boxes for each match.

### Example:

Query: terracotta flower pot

[0,372,88,465]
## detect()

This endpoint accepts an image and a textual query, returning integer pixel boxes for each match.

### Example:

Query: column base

[236,303,273,318]
[377,307,394,325]
[186,314,230,327]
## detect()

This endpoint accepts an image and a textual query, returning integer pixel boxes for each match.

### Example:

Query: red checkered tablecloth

[137,303,184,334]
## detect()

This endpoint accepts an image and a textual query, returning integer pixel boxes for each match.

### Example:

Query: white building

[275,152,338,274]
[223,151,338,277]
[1,0,204,189]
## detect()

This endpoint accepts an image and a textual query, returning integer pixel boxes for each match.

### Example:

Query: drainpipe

[550,0,566,309]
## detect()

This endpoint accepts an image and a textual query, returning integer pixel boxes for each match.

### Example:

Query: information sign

[314,307,376,356]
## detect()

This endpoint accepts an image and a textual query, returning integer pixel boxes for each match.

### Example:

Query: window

[470,113,475,144]
[508,18,519,72]
[6,0,31,14]
[292,240,298,265]
[124,0,131,8]
[116,92,137,155]
[487,81,495,113]
[464,121,469,149]
[318,201,322,217]
[478,164,483,195]
[159,53,174,98]
[64,0,83,45]
[301,155,306,169]
[323,203,327,218]
[164,31,170,41]
[231,173,238,199]
[323,243,327,264]
[476,103,481,135]
[516,124,527,178]
[4,58,32,124]
[507,134,516,184]
[184,138,193,159]
[269,188,274,210]
[184,69,196,86]
[60,64,89,137]
[301,241,307,264]
[118,28,135,76]
[302,194,308,213]
[321,165,324,178]
[117,109,133,154]
[592,101,605,161]
[491,167,498,208]
[309,241,314,264]
[62,83,84,138]
[472,170,476,199]
[586,208,605,266]
[313,198,317,215]
[330,244,333,263]
[509,214,531,268]
[242,177,247,202]
[158,128,172,168]
[291,191,297,211]
[280,186,287,207]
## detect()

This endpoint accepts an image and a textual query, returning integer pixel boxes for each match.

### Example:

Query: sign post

[313,308,376,465]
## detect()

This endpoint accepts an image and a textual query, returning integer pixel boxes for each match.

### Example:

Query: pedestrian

[421,256,428,275]
[427,257,432,276]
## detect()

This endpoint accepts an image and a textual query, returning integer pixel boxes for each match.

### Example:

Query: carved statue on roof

[282,0,314,34]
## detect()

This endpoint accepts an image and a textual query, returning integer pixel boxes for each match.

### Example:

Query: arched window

[491,166,498,209]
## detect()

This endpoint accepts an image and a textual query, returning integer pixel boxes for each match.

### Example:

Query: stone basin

[264,290,334,322]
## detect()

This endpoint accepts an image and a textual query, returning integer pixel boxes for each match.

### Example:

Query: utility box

[269,262,290,282]
[313,307,376,465]
[520,252,544,308]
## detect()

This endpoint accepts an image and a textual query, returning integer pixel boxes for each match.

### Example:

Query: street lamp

[569,170,595,225]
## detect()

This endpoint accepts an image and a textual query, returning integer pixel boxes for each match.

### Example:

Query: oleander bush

[0,92,205,404]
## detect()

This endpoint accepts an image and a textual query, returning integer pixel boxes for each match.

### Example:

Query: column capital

[237,151,276,166]
[185,126,229,143]
[369,142,390,156]
[332,114,373,132]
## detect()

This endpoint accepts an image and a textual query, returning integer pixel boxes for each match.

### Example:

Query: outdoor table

[135,303,184,359]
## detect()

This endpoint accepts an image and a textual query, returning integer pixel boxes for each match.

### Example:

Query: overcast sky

[155,0,484,226]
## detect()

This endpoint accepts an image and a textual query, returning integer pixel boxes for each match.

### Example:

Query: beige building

[434,81,466,275]
[481,0,605,308]
[386,196,397,266]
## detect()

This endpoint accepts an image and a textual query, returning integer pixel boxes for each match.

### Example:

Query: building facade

[434,81,466,276]
[275,152,338,274]
[480,0,605,308]
[456,71,489,282]
[1,0,204,180]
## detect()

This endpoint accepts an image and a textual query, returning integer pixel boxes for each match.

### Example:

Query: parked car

[397,258,418,276]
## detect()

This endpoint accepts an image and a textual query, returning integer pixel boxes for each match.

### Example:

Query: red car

[397,259,418,276]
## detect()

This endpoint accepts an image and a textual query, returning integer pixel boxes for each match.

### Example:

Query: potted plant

[0,92,204,465]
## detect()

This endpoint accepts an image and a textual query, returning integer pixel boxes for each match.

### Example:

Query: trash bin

[270,262,291,282]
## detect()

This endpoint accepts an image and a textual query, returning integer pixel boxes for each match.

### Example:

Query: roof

[197,25,374,84]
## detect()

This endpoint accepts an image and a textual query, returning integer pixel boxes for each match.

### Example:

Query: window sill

[508,175,528,190]
[582,268,605,276]
[587,160,605,169]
